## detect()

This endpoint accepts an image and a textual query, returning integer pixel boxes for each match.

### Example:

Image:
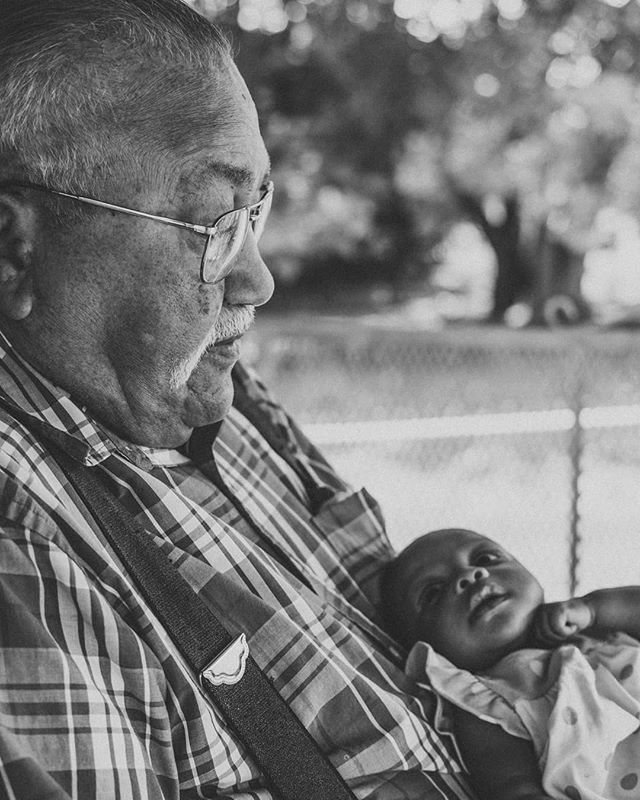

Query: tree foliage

[189,0,640,321]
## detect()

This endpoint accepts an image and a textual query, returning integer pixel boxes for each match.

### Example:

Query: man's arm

[535,587,640,643]
[451,706,551,800]
[0,521,178,800]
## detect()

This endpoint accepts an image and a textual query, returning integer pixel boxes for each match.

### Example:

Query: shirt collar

[0,329,156,469]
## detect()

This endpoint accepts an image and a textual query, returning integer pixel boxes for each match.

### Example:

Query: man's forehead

[176,63,269,195]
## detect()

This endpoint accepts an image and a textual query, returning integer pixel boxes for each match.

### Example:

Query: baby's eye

[476,551,501,566]
[419,584,443,607]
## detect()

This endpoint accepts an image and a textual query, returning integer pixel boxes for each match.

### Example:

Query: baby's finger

[533,604,572,644]
[532,608,555,644]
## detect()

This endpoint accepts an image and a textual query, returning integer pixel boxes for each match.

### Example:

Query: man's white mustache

[213,304,255,343]
[169,305,255,389]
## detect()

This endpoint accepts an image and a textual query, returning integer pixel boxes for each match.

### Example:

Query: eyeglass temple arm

[49,189,212,235]
[2,179,273,234]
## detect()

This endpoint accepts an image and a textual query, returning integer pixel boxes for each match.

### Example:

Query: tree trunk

[530,220,591,325]
[374,186,421,300]
[452,189,533,322]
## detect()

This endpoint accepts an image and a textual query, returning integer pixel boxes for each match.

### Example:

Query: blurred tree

[436,2,640,322]
[188,0,640,323]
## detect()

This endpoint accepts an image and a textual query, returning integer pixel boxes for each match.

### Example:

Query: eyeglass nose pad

[253,185,273,239]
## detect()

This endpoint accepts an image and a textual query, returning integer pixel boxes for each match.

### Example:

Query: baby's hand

[533,599,595,645]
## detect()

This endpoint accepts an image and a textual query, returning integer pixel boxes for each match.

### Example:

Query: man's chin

[179,347,237,429]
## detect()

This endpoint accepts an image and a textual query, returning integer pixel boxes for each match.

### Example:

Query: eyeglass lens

[201,210,247,283]
[201,187,273,284]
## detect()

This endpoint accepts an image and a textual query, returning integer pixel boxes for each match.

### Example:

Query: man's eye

[419,585,443,607]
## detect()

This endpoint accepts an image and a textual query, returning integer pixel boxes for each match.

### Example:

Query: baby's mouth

[468,586,507,623]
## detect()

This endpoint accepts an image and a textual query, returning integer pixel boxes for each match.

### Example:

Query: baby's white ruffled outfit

[406,633,640,800]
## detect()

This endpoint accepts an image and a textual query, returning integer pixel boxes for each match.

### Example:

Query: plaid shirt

[0,331,476,800]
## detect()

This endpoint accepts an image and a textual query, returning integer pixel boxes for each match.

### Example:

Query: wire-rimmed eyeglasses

[4,180,274,284]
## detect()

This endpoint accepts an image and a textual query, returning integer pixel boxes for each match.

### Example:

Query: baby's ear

[0,191,37,320]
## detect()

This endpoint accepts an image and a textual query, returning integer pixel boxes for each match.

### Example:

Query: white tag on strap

[200,633,250,687]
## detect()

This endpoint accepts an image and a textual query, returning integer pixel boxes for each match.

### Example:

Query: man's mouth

[214,333,243,347]
[468,586,507,623]
[200,333,244,364]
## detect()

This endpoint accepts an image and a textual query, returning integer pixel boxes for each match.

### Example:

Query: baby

[382,528,640,800]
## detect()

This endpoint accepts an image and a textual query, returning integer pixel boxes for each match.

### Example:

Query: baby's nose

[456,566,489,592]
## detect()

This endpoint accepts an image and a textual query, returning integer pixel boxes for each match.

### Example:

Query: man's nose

[456,566,489,593]
[223,235,274,307]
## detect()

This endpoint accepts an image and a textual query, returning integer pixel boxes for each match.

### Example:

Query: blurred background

[189,0,640,599]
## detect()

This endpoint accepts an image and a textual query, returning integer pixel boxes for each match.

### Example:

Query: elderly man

[0,1,477,798]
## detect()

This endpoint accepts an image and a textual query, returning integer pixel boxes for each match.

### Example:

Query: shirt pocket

[311,486,393,612]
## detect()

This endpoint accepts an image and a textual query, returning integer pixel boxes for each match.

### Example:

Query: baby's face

[393,529,543,671]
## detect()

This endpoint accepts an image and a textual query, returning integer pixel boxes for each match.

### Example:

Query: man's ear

[0,192,37,321]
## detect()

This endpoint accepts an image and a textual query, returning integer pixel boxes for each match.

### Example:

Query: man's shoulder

[0,404,49,477]
[0,406,67,535]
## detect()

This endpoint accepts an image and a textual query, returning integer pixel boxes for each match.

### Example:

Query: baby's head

[382,528,544,671]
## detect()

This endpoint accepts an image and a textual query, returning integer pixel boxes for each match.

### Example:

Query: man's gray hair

[0,0,232,196]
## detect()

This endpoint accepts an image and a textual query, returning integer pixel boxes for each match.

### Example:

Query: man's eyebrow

[205,160,254,188]
[196,158,271,191]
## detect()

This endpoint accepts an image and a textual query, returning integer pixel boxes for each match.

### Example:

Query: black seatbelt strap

[2,403,357,800]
